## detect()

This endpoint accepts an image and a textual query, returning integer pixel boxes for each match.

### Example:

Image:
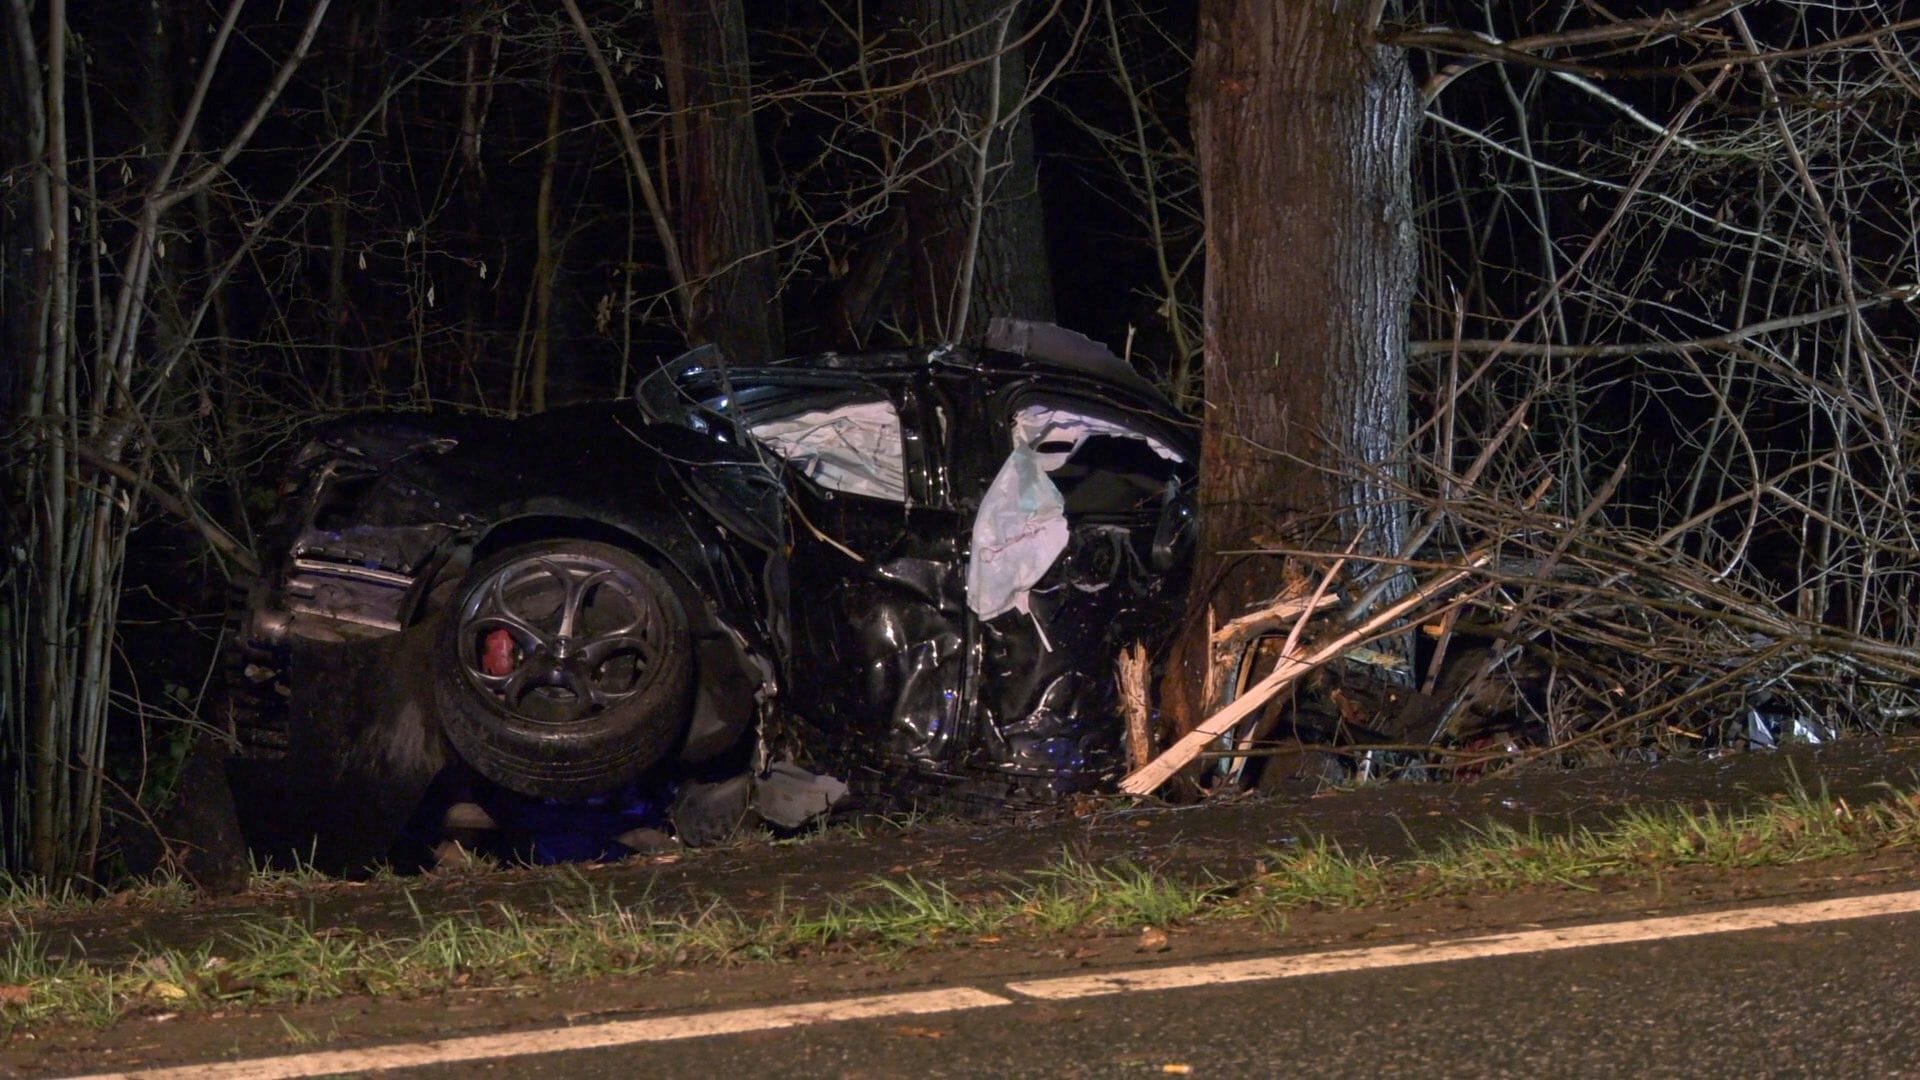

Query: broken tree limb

[1118,642,1153,773]
[1119,552,1494,796]
[1208,592,1343,647]
[1210,541,1359,783]
[1204,592,1344,726]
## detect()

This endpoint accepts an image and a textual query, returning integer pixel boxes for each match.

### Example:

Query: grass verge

[5,784,1919,1030]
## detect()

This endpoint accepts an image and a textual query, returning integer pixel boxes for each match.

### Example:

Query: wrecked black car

[219,322,1196,871]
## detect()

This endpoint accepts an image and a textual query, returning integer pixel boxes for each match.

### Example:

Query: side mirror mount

[636,343,726,424]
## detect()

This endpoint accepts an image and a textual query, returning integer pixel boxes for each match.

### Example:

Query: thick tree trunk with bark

[892,0,1054,343]
[1166,0,1417,732]
[657,0,782,365]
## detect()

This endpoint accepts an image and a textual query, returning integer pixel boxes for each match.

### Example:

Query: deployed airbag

[749,401,906,501]
[967,446,1069,619]
[968,404,1181,620]
[1012,404,1183,469]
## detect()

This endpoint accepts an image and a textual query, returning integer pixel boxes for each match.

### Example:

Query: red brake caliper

[481,629,517,677]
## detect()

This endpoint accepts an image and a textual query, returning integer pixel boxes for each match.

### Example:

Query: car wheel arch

[407,515,705,624]
[422,514,771,775]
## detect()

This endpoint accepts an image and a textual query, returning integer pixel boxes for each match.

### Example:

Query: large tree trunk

[892,0,1054,343]
[657,0,782,365]
[1166,1,1417,733]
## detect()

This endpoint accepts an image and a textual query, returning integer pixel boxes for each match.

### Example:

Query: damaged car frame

[222,322,1197,871]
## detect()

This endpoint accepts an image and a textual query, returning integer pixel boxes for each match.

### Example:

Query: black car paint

[226,340,1196,870]
[739,356,1195,802]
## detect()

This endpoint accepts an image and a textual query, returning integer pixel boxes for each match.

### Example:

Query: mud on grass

[8,782,1920,1030]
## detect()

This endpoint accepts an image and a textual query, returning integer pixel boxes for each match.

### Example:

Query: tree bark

[892,0,1054,343]
[657,0,782,365]
[530,62,563,413]
[1166,0,1417,733]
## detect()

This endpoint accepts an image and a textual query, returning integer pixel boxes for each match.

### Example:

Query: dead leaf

[892,1025,947,1040]
[1162,1065,1194,1075]
[1137,927,1171,952]
[0,985,30,1007]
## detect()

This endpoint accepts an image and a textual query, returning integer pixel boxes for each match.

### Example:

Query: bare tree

[1369,1,1920,756]
[1155,2,1920,779]
[1166,0,1418,734]
[889,0,1057,341]
[657,0,783,366]
[2,0,331,879]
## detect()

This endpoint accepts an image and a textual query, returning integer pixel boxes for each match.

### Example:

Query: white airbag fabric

[967,446,1068,619]
[967,404,1179,621]
[749,401,906,502]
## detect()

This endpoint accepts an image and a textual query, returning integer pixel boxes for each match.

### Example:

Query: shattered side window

[1011,403,1185,515]
[1013,404,1183,467]
[747,399,907,502]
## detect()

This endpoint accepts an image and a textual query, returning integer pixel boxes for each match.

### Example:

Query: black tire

[433,539,692,799]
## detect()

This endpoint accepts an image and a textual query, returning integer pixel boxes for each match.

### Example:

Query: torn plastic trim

[1744,708,1833,749]
[668,761,849,844]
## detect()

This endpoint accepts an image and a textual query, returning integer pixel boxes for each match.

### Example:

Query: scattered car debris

[217,322,1197,872]
[1740,707,1833,751]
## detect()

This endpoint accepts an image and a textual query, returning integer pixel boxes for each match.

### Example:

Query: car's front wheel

[433,539,692,799]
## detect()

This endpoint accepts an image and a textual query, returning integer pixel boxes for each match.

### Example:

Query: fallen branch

[1209,592,1343,647]
[1205,590,1345,721]
[1119,552,1494,796]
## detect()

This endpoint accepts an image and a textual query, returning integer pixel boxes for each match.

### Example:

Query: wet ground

[17,735,1920,965]
[11,737,1920,1075]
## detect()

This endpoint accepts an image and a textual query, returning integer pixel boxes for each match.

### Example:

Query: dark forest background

[8,0,1920,881]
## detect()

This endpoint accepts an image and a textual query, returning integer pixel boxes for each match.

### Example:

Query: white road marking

[75,988,1012,1080]
[69,887,1920,1079]
[1009,887,1920,999]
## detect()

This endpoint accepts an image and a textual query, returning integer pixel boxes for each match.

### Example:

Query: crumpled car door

[697,358,1193,802]
[743,374,981,775]
[955,394,1192,787]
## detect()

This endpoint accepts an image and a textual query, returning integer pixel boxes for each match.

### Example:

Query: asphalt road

[66,887,1918,1080]
[399,899,1918,1079]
